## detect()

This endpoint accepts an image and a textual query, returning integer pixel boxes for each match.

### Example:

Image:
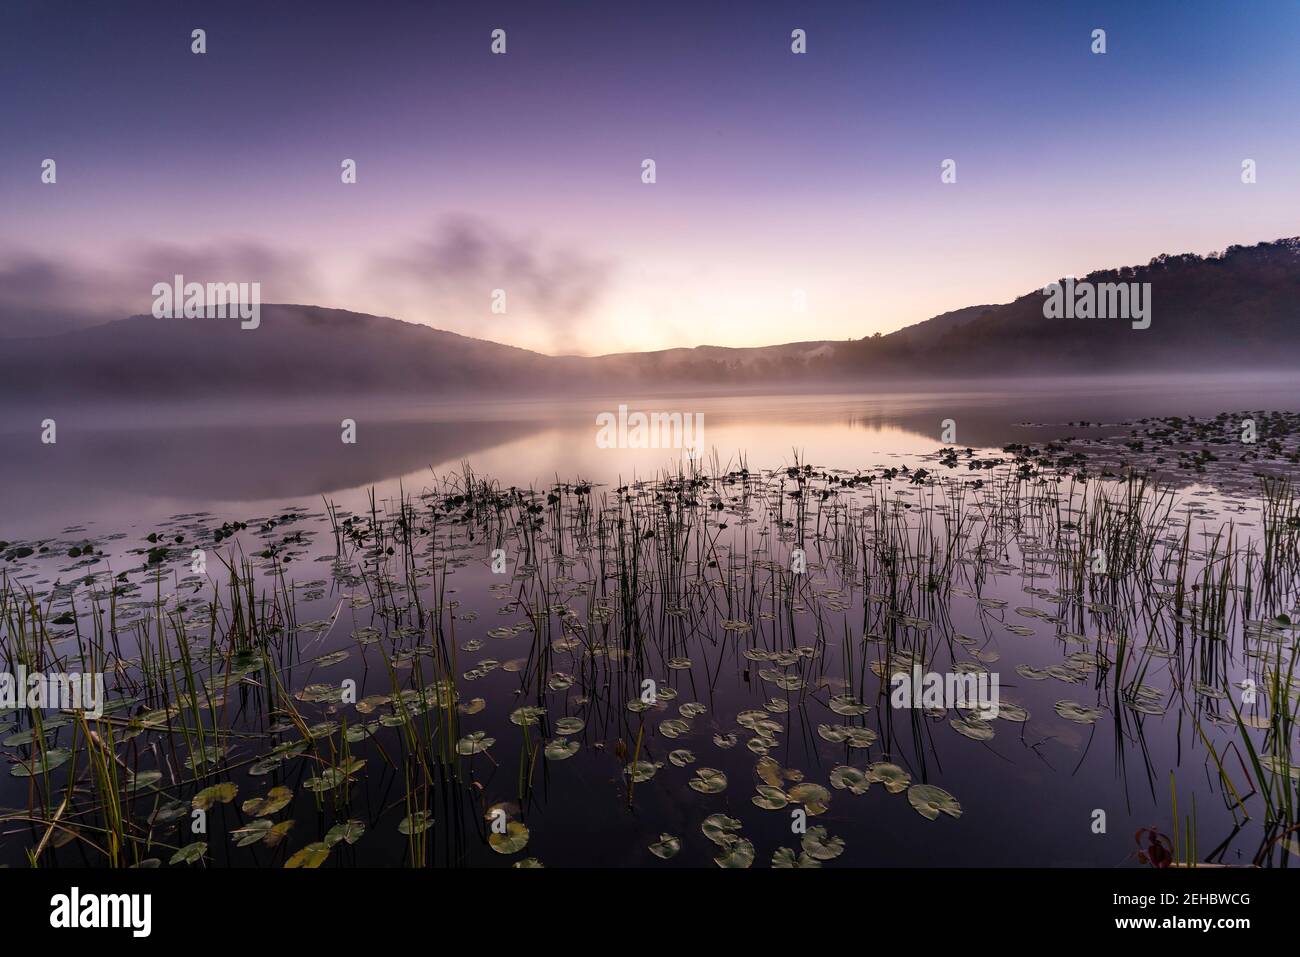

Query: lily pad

[625,760,662,783]
[242,785,293,817]
[456,731,496,755]
[325,819,366,846]
[398,811,432,835]
[752,784,789,809]
[543,737,580,760]
[192,782,238,811]
[489,821,530,854]
[169,842,207,865]
[649,834,680,859]
[829,765,870,794]
[907,784,962,821]
[285,842,330,868]
[801,825,845,861]
[866,762,911,793]
[231,819,273,847]
[554,716,585,735]
[714,837,755,868]
[659,718,691,739]
[950,715,995,741]
[787,782,831,815]
[1054,700,1103,724]
[772,846,821,868]
[701,812,743,847]
[689,768,728,794]
[11,748,71,777]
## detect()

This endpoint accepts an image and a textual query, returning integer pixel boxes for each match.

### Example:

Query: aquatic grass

[2,425,1298,867]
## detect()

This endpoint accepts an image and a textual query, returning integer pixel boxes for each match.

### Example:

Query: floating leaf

[231,819,273,847]
[355,694,390,714]
[701,813,743,847]
[817,723,849,743]
[866,762,911,793]
[509,706,547,726]
[689,768,728,794]
[752,784,789,809]
[950,715,995,741]
[183,745,226,771]
[127,770,162,793]
[829,765,870,795]
[801,825,845,861]
[456,731,496,755]
[714,837,755,868]
[398,811,432,835]
[773,846,822,868]
[11,748,71,777]
[265,820,295,847]
[787,782,831,815]
[325,820,366,846]
[192,782,238,811]
[649,834,680,859]
[285,842,330,868]
[242,785,292,817]
[656,714,687,735]
[843,726,877,748]
[908,784,962,821]
[304,768,352,792]
[489,821,530,854]
[169,842,207,865]
[756,755,785,787]
[1054,700,1103,724]
[554,716,585,735]
[828,694,869,716]
[543,738,579,760]
[995,702,1029,722]
[625,760,662,783]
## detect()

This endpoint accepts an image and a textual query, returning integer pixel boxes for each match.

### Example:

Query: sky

[2,0,1300,354]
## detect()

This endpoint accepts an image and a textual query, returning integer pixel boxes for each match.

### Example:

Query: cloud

[0,255,120,337]
[373,216,613,353]
[0,219,612,353]
[0,242,316,338]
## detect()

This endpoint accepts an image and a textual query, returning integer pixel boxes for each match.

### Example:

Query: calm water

[2,376,1298,867]
[6,375,1299,535]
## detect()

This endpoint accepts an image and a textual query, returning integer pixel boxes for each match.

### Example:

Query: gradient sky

[3,0,1300,354]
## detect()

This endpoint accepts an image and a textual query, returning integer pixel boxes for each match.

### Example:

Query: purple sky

[3,0,1300,353]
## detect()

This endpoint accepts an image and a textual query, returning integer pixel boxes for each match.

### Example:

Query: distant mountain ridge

[2,237,1298,401]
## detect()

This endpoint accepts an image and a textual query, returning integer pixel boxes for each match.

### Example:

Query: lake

[2,374,1298,867]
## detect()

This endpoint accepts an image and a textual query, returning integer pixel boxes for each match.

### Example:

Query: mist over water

[7,374,1296,536]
